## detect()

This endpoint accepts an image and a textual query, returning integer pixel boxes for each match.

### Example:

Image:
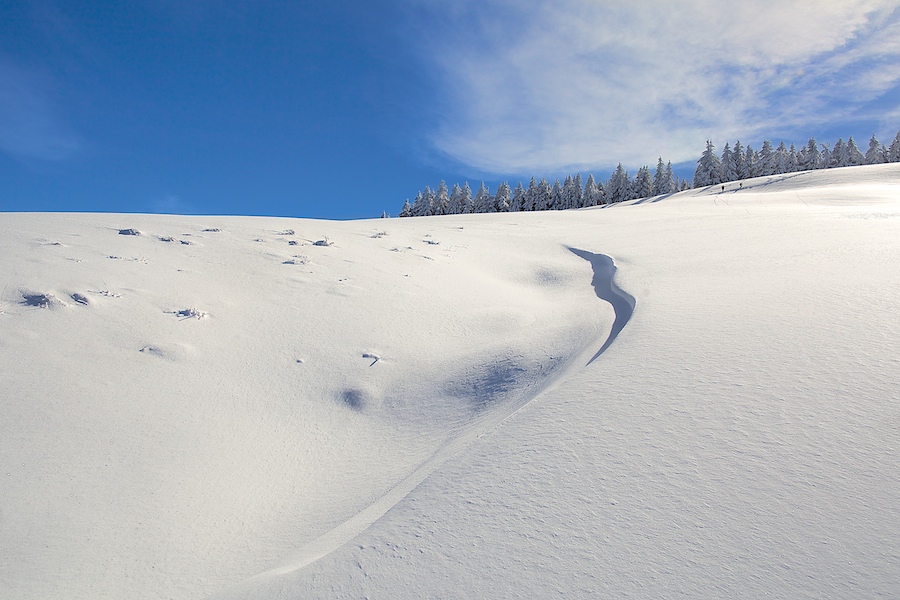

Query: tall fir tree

[830,138,847,168]
[608,163,631,203]
[652,157,667,195]
[433,180,450,215]
[693,140,722,187]
[720,142,738,182]
[473,182,493,213]
[633,165,652,199]
[846,136,864,166]
[551,178,564,210]
[732,141,745,178]
[865,134,886,164]
[775,142,790,174]
[757,140,777,176]
[583,174,601,206]
[664,161,676,193]
[800,138,821,170]
[495,181,511,212]
[573,173,584,207]
[535,178,553,211]
[510,182,526,212]
[819,142,832,169]
[889,131,900,162]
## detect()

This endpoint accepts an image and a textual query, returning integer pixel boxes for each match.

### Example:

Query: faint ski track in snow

[207,248,635,599]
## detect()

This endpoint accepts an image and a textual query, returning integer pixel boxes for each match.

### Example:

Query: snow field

[2,163,899,599]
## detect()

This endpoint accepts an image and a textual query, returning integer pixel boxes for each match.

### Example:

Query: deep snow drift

[2,165,899,599]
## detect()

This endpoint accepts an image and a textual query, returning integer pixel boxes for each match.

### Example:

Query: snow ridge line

[567,248,636,364]
[206,250,634,599]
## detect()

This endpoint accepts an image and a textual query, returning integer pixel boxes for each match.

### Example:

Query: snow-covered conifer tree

[411,191,425,216]
[693,140,722,187]
[509,182,525,211]
[775,142,790,174]
[524,177,538,211]
[422,186,437,216]
[433,181,450,215]
[572,173,584,207]
[535,178,553,211]
[799,138,821,170]
[720,143,738,182]
[448,183,463,215]
[865,134,886,164]
[757,140,776,176]
[889,131,900,162]
[550,178,563,210]
[664,161,676,193]
[399,199,413,217]
[738,144,754,179]
[787,144,800,172]
[474,182,493,213]
[652,158,667,195]
[846,136,864,166]
[732,141,745,178]
[582,174,601,206]
[608,163,631,203]
[820,143,832,169]
[495,181,511,212]
[633,165,652,199]
[830,139,847,168]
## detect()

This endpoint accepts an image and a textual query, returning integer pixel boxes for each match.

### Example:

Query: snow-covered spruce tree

[454,182,473,214]
[583,174,601,207]
[775,142,790,174]
[720,142,738,182]
[757,140,776,176]
[633,165,652,199]
[448,183,463,215]
[664,161,677,193]
[410,190,427,216]
[524,177,538,211]
[830,138,847,168]
[561,175,577,209]
[846,136,864,166]
[652,157,666,195]
[787,144,800,173]
[693,140,722,187]
[535,178,553,211]
[495,181,511,212]
[399,199,413,217]
[732,141,745,178]
[819,142,832,170]
[800,138,821,170]
[607,163,631,203]
[866,134,886,164]
[889,131,900,162]
[744,144,759,177]
[551,178,563,210]
[434,180,450,215]
[573,173,584,207]
[510,182,526,212]
[474,182,494,213]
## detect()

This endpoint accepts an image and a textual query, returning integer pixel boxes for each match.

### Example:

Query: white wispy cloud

[0,60,80,161]
[406,1,900,174]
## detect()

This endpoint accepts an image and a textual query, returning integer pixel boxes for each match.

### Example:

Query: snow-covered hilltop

[2,165,899,599]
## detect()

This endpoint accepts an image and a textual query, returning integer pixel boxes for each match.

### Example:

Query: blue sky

[2,1,899,219]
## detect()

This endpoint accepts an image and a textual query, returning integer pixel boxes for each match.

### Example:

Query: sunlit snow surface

[2,165,899,599]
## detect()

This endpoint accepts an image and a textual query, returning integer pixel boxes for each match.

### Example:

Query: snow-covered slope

[2,165,899,599]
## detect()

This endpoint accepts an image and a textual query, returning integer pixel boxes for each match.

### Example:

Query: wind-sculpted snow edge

[206,247,633,600]
[566,248,635,364]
